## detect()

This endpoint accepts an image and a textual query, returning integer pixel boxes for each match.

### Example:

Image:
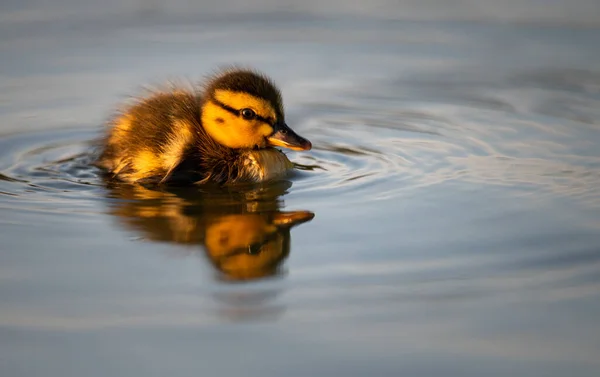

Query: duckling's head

[201,69,311,151]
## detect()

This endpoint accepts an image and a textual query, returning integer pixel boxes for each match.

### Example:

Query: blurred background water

[1,1,600,376]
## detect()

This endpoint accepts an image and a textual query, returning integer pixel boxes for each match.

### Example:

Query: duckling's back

[97,90,204,184]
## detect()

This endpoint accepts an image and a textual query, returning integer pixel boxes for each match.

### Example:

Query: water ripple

[285,69,600,205]
[0,129,103,205]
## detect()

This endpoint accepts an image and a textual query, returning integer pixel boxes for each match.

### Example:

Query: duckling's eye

[240,108,256,120]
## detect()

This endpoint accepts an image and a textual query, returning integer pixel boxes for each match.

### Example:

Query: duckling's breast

[239,149,294,183]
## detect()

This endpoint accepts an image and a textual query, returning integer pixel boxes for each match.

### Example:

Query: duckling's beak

[267,122,312,151]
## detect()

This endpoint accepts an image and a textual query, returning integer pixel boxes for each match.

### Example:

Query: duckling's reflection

[104,180,314,281]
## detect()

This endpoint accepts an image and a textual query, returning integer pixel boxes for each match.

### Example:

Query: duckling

[96,68,311,185]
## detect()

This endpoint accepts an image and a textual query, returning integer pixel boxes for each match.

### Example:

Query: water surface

[1,3,600,377]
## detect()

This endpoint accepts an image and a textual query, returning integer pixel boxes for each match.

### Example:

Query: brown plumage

[96,68,311,185]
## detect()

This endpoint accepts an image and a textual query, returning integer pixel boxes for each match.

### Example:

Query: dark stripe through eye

[212,98,274,126]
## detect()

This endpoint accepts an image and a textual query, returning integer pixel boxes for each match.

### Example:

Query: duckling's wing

[98,90,202,185]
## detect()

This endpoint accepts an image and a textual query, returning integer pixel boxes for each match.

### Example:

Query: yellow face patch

[201,90,278,149]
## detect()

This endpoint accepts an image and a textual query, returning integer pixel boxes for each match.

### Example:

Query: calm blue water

[1,2,600,376]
